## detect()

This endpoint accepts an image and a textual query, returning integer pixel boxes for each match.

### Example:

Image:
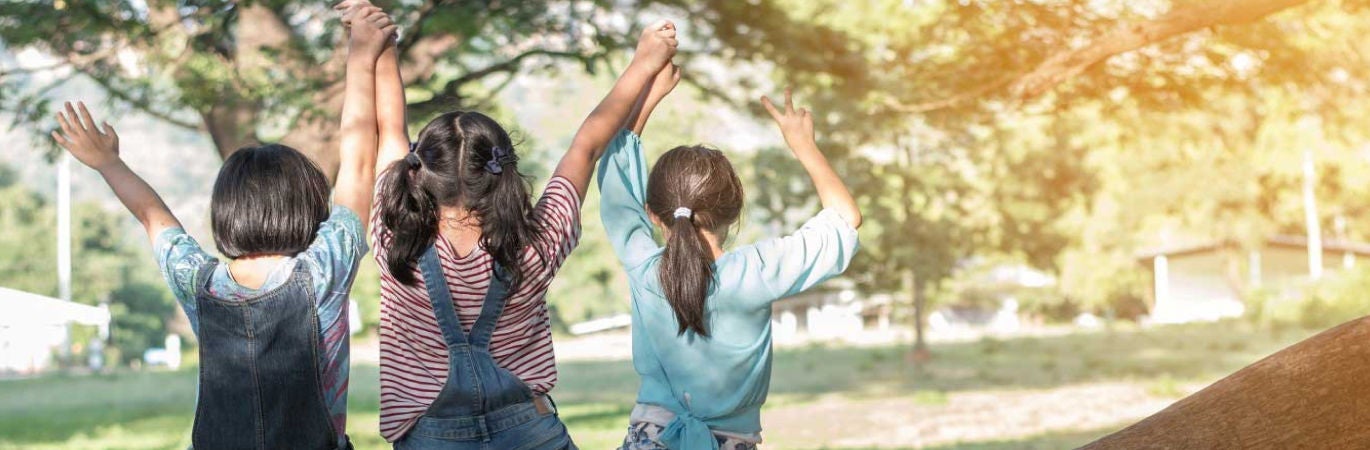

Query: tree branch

[888,0,1314,113]
[83,75,200,131]
[1009,0,1312,100]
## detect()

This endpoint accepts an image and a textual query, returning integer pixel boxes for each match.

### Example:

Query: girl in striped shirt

[351,0,680,444]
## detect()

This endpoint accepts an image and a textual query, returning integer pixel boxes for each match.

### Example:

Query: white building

[1136,235,1370,324]
[0,287,110,374]
[770,281,896,344]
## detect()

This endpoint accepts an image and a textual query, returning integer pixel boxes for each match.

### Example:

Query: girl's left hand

[53,101,122,171]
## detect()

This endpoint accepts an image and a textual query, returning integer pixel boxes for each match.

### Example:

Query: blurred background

[4,0,1370,448]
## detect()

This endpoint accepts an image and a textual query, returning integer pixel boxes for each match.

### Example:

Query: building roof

[1135,235,1370,263]
[0,287,109,327]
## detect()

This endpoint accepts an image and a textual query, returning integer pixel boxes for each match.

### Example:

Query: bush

[1248,267,1370,329]
[109,282,177,365]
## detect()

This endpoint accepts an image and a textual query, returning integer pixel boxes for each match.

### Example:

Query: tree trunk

[910,271,931,363]
[1082,316,1370,448]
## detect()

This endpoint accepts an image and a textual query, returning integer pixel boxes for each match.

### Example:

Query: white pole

[58,153,72,302]
[1303,147,1323,280]
[1154,255,1169,322]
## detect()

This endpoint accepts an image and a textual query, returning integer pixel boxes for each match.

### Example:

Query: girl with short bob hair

[600,73,863,449]
[49,7,396,448]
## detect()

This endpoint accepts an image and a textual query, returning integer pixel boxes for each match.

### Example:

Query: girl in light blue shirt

[598,62,863,450]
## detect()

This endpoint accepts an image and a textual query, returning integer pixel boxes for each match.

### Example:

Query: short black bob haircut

[211,143,331,259]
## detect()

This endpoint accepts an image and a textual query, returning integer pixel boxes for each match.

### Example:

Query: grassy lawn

[0,321,1318,449]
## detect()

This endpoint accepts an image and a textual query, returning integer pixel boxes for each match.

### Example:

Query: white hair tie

[672,207,693,220]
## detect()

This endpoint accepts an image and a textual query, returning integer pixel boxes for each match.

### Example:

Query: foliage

[9,0,1370,347]
[0,163,176,367]
[1247,266,1370,329]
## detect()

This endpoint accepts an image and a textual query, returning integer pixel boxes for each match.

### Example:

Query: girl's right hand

[634,20,678,71]
[761,87,816,150]
[348,5,397,58]
[53,101,121,171]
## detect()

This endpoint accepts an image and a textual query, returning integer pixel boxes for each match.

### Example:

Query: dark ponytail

[378,111,542,288]
[646,145,745,337]
[379,154,438,286]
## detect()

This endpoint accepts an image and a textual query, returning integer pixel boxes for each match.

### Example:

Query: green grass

[0,321,1318,449]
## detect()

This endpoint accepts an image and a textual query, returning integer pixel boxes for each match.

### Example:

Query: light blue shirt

[597,130,859,449]
[155,205,367,439]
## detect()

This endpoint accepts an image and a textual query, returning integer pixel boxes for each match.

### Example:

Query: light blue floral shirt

[597,130,859,449]
[155,205,367,441]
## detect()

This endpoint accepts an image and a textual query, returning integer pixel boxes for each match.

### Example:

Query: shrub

[1248,267,1370,329]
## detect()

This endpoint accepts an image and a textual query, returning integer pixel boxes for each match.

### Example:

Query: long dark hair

[646,145,744,337]
[211,143,330,259]
[377,111,541,289]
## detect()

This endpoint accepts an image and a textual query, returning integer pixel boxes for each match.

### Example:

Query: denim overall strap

[467,263,512,349]
[418,246,511,350]
[418,246,470,349]
[191,259,340,449]
[398,245,577,449]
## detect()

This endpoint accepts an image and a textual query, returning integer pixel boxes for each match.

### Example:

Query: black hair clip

[408,142,418,153]
[485,146,517,174]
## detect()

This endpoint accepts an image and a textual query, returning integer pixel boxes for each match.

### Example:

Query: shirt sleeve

[299,206,370,308]
[530,176,583,270]
[596,130,661,270]
[744,209,860,306]
[154,227,214,334]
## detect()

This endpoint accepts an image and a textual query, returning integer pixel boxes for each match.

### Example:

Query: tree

[0,0,871,179]
[0,0,626,180]
[0,162,175,367]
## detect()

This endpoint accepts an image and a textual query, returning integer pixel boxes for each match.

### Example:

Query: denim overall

[395,246,576,450]
[191,260,346,449]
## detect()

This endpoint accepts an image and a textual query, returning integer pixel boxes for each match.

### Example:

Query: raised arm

[334,5,395,232]
[53,102,181,244]
[373,40,410,172]
[760,89,862,229]
[624,63,681,136]
[338,0,410,172]
[597,63,681,270]
[554,19,678,200]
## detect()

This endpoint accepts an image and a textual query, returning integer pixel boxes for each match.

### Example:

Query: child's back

[599,81,862,450]
[49,7,395,447]
[156,147,365,447]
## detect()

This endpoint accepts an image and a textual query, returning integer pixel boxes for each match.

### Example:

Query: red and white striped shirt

[372,176,581,442]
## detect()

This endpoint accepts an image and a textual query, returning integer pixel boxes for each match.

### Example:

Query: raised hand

[345,3,397,58]
[760,88,860,229]
[633,20,678,71]
[52,101,183,242]
[53,101,121,170]
[761,87,815,150]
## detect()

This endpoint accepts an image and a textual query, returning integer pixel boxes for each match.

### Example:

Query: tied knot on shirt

[660,410,719,450]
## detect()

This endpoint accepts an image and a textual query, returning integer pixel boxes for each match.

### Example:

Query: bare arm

[374,35,410,172]
[761,89,863,229]
[53,102,182,244]
[625,63,681,136]
[554,20,678,200]
[334,7,395,232]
